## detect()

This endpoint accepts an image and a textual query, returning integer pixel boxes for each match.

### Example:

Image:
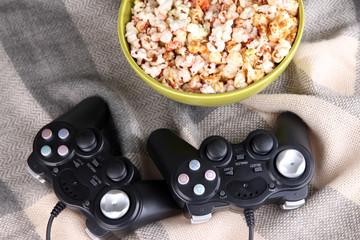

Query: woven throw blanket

[1,0,360,239]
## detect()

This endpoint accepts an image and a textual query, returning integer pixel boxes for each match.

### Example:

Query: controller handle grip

[273,112,311,152]
[55,96,109,130]
[147,129,198,180]
[131,180,181,230]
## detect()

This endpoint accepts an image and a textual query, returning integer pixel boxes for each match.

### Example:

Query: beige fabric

[293,36,358,96]
[25,194,90,240]
[1,0,360,239]
[161,211,266,240]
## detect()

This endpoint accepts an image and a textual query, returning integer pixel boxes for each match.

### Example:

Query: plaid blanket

[1,0,360,239]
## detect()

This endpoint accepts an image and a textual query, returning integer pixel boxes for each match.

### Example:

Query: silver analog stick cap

[275,149,306,178]
[100,189,130,219]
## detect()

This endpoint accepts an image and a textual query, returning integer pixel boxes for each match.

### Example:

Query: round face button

[178,174,189,185]
[189,160,200,171]
[100,189,130,219]
[41,129,52,140]
[40,145,52,157]
[205,170,216,181]
[58,128,70,139]
[193,184,205,195]
[57,145,69,157]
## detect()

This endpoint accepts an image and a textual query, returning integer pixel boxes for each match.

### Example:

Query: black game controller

[147,112,315,224]
[26,96,180,239]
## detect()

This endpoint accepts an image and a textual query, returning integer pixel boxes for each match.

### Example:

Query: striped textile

[0,0,360,239]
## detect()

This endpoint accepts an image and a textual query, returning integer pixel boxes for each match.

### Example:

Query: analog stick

[251,133,273,155]
[106,159,127,182]
[275,149,306,178]
[100,189,130,219]
[76,129,97,152]
[206,138,228,161]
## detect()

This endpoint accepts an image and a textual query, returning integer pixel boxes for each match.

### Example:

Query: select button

[253,166,263,173]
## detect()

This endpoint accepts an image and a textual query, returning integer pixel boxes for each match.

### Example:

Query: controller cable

[46,201,66,240]
[244,208,255,240]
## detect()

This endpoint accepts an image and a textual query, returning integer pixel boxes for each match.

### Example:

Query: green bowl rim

[118,0,304,103]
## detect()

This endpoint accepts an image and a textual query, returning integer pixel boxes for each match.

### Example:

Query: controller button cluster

[178,160,218,190]
[39,127,71,158]
[178,173,189,185]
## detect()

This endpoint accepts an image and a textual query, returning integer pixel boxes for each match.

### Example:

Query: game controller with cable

[26,96,180,239]
[147,112,315,236]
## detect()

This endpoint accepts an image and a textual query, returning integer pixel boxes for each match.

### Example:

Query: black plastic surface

[206,138,228,161]
[251,133,274,155]
[76,129,98,152]
[147,112,315,219]
[147,129,198,181]
[106,158,127,182]
[27,96,180,239]
[273,112,312,152]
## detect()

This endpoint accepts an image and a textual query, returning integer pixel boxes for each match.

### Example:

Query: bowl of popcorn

[118,0,304,106]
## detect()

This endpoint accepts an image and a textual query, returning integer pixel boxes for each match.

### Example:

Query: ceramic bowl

[118,1,304,106]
